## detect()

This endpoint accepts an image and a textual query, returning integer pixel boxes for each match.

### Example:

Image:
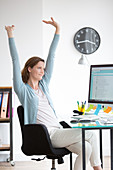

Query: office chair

[17,105,72,170]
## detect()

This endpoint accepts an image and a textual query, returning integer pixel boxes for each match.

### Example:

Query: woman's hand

[5,25,15,38]
[42,17,60,34]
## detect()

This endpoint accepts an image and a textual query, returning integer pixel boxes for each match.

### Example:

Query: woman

[5,17,102,170]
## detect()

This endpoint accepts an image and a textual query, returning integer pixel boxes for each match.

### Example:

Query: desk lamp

[78,55,89,65]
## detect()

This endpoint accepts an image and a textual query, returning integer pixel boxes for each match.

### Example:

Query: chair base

[58,157,64,164]
[51,159,56,170]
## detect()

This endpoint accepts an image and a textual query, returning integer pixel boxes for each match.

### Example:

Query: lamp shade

[78,55,89,65]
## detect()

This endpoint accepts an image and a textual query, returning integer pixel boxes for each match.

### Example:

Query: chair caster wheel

[6,158,10,162]
[11,161,15,166]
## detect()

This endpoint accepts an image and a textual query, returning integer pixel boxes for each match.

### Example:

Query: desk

[71,122,113,170]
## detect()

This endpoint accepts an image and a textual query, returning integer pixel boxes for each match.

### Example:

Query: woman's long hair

[21,56,45,83]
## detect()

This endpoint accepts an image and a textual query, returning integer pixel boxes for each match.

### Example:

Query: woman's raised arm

[5,25,24,95]
[42,17,60,35]
[5,25,15,38]
[42,17,60,85]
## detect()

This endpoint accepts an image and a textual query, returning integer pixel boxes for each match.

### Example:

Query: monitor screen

[88,64,113,104]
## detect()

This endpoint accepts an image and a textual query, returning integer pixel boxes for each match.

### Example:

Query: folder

[0,93,3,108]
[0,93,3,117]
[0,92,9,118]
[7,92,14,118]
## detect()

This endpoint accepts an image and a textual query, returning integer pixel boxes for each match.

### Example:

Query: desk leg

[99,129,103,168]
[110,129,113,170]
[82,129,86,170]
[70,153,72,170]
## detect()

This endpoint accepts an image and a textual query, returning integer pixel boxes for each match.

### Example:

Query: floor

[0,156,111,170]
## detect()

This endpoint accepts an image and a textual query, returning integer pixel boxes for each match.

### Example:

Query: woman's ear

[28,67,31,73]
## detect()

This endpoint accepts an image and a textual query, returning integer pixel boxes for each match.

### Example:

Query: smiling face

[28,61,45,81]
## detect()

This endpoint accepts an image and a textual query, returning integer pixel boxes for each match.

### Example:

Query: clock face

[73,27,100,55]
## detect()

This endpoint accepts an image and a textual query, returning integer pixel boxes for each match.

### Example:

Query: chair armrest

[21,124,54,155]
[60,121,71,128]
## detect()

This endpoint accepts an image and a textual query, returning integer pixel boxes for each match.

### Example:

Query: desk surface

[68,109,113,129]
[69,116,113,129]
[71,122,113,129]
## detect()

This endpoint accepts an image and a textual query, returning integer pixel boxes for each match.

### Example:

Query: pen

[84,101,86,105]
[77,101,79,106]
[81,102,83,107]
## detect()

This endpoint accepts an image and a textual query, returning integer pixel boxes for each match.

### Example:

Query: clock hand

[77,40,96,45]
[87,40,96,45]
[76,40,88,44]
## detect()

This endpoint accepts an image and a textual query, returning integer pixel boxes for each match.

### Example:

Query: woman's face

[28,61,45,81]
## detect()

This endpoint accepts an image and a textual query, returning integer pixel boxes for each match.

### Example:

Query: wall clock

[73,27,101,55]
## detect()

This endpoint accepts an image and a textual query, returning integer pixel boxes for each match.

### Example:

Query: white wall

[43,0,113,116]
[0,0,43,161]
[0,0,113,162]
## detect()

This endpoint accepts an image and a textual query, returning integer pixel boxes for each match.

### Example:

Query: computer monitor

[88,64,113,108]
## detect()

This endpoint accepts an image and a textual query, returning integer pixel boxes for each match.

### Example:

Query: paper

[103,107,107,111]
[104,106,112,113]
[93,106,97,110]
[94,104,101,115]
[85,104,94,112]
[95,120,101,126]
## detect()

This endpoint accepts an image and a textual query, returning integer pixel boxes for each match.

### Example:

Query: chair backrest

[17,105,24,139]
[17,105,56,155]
[17,105,70,157]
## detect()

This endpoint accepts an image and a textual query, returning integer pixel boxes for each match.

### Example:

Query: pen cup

[78,106,81,112]
[77,105,85,115]
[81,107,85,115]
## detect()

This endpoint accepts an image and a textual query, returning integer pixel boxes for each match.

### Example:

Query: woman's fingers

[5,25,15,31]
